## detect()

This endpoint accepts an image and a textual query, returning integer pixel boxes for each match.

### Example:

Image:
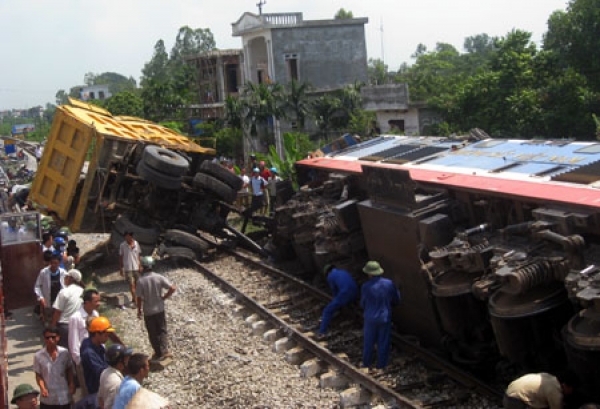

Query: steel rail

[191,258,421,408]
[225,248,504,401]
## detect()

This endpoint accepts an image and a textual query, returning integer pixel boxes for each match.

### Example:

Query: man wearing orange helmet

[80,317,115,399]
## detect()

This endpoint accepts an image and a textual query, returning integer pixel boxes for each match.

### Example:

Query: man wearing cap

[361,260,400,369]
[97,344,133,409]
[318,264,358,336]
[249,168,268,217]
[11,383,39,408]
[119,231,142,308]
[34,254,66,324]
[51,269,84,349]
[80,317,115,397]
[136,256,176,361]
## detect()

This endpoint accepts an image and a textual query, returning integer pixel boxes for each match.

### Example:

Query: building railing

[262,13,303,26]
[233,12,303,36]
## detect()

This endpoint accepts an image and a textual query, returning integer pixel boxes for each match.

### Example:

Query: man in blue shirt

[361,260,400,369]
[113,353,150,409]
[80,317,114,396]
[318,264,358,335]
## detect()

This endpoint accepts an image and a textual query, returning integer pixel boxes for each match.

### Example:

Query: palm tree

[224,96,242,129]
[283,79,311,130]
[311,95,341,140]
[239,81,286,157]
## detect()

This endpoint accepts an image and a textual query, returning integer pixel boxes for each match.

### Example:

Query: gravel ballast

[104,260,342,408]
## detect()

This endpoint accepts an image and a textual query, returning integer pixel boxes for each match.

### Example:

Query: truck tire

[136,161,182,190]
[199,161,244,191]
[113,213,160,244]
[161,246,198,260]
[193,173,237,203]
[164,229,210,254]
[143,145,189,176]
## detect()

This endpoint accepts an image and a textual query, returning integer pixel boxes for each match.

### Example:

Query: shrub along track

[185,248,503,408]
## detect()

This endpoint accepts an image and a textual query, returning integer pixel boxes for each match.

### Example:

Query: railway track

[184,247,503,408]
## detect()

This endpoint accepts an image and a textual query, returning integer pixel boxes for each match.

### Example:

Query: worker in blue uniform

[318,264,358,335]
[361,260,401,369]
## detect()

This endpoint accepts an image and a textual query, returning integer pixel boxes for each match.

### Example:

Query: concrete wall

[376,109,421,135]
[270,24,368,88]
[80,84,112,101]
[362,84,409,111]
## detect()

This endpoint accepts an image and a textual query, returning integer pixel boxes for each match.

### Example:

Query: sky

[0,0,569,110]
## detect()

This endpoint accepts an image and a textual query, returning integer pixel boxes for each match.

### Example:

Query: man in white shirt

[119,231,142,308]
[34,254,66,324]
[51,269,84,349]
[69,288,100,397]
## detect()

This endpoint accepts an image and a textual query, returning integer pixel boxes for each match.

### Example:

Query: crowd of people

[8,150,597,408]
[217,155,282,217]
[12,227,173,408]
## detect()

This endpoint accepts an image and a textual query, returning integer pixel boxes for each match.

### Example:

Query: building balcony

[232,12,303,36]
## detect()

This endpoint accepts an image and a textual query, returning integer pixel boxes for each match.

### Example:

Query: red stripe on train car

[297,158,600,209]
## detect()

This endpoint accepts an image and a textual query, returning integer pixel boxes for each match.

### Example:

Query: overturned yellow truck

[30,98,250,257]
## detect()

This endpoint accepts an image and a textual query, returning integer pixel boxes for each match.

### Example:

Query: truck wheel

[162,246,198,260]
[193,173,237,203]
[164,229,210,254]
[113,213,160,244]
[136,161,182,190]
[142,145,189,176]
[199,161,244,191]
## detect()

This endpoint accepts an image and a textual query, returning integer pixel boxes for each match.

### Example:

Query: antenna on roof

[257,0,266,15]
[380,17,385,64]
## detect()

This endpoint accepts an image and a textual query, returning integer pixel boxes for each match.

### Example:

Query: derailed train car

[272,135,600,398]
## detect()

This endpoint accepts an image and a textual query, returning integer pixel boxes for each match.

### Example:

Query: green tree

[311,94,341,138]
[141,40,170,87]
[93,72,137,95]
[84,72,96,86]
[544,0,600,91]
[215,127,243,159]
[334,8,353,19]
[239,82,285,147]
[104,91,144,117]
[140,27,216,122]
[262,132,314,187]
[55,90,69,106]
[224,96,243,129]
[396,42,464,102]
[282,79,311,130]
[368,58,389,85]
[169,26,216,67]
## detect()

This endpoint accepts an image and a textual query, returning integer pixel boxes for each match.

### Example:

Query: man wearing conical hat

[361,260,401,369]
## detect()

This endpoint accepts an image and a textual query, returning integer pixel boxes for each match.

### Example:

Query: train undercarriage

[267,135,600,399]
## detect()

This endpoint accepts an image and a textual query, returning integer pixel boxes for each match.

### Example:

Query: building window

[284,54,299,81]
[99,91,105,100]
[226,64,239,93]
[89,92,95,100]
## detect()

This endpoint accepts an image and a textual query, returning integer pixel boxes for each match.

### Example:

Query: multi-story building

[186,49,244,123]
[231,12,368,88]
[71,84,112,101]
